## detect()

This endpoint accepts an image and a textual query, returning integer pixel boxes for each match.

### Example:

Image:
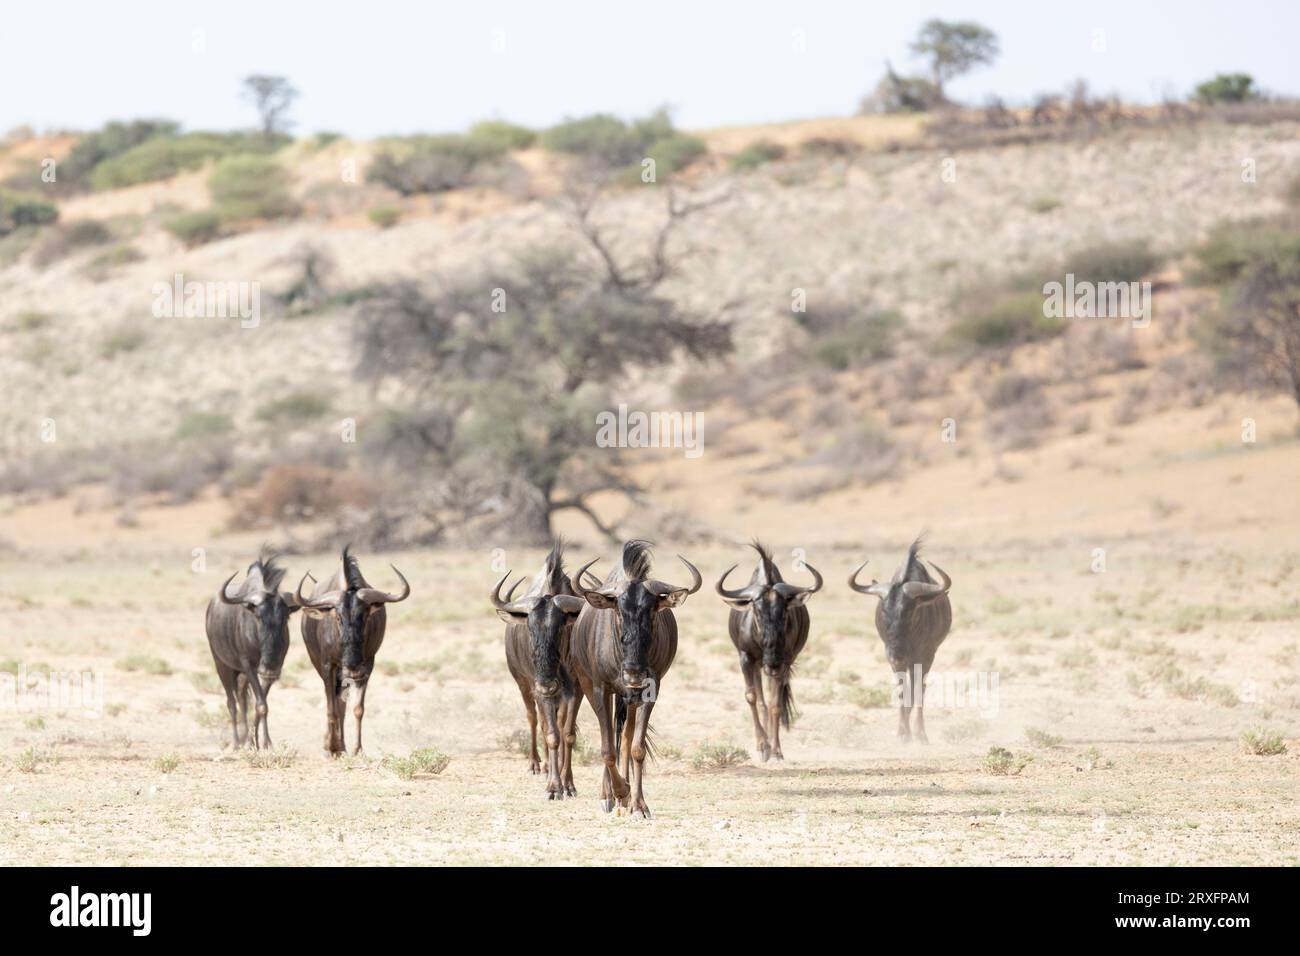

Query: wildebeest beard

[338,591,372,678]
[754,592,791,672]
[527,601,566,691]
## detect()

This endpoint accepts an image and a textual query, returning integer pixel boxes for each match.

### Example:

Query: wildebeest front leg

[628,699,654,819]
[322,668,343,756]
[245,670,271,750]
[594,686,629,813]
[896,664,913,742]
[526,693,541,774]
[739,654,770,760]
[235,674,251,748]
[540,696,563,799]
[618,700,635,798]
[560,690,580,796]
[913,665,928,744]
[349,680,369,756]
[763,671,785,760]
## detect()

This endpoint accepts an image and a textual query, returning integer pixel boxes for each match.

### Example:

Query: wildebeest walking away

[849,536,953,743]
[716,543,822,760]
[296,547,410,756]
[570,540,701,818]
[205,550,302,750]
[492,541,587,799]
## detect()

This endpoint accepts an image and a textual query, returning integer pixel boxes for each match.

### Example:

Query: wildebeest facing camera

[0,0,1296,914]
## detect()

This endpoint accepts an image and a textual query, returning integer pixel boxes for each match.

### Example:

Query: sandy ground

[1,524,1296,865]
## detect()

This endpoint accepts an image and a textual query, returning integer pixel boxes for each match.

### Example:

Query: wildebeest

[492,541,586,799]
[848,536,952,742]
[205,550,302,750]
[570,540,700,818]
[296,547,410,756]
[716,543,822,761]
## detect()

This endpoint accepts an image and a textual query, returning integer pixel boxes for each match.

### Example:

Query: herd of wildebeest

[206,537,952,818]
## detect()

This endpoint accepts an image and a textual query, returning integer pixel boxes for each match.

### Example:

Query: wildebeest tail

[780,681,798,729]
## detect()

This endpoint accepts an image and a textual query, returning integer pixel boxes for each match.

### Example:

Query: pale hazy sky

[3,0,1296,137]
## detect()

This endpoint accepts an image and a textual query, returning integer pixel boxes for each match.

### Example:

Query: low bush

[209,155,299,221]
[0,189,57,235]
[690,741,749,770]
[163,209,222,246]
[468,120,536,151]
[90,133,258,189]
[368,134,509,195]
[368,205,401,229]
[948,291,1059,348]
[383,747,450,779]
[1240,728,1287,756]
[730,140,786,170]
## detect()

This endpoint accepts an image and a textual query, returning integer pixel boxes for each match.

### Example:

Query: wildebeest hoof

[915,734,929,744]
[771,751,784,761]
[565,785,577,797]
[601,798,615,813]
[758,744,771,762]
[528,764,541,775]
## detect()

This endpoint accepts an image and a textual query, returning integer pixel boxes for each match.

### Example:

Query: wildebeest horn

[776,560,823,598]
[646,555,703,597]
[715,565,751,600]
[357,564,411,605]
[296,571,341,610]
[491,572,537,614]
[848,560,889,598]
[218,571,247,605]
[901,561,952,600]
[553,594,586,615]
[571,558,601,599]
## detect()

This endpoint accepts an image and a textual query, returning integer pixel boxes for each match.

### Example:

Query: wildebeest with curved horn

[570,540,701,818]
[205,550,302,750]
[848,536,952,743]
[296,547,410,756]
[492,541,586,800]
[716,543,822,761]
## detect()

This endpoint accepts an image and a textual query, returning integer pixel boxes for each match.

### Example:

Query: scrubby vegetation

[383,747,450,779]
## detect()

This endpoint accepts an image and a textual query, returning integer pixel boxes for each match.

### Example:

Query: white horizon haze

[2,0,1297,138]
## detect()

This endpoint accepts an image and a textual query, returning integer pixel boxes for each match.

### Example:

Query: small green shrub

[643,134,707,176]
[100,327,147,359]
[31,219,113,266]
[541,108,675,168]
[85,243,144,277]
[116,654,172,676]
[1194,73,1256,104]
[982,746,1031,776]
[1024,727,1062,748]
[1240,728,1287,756]
[243,744,297,769]
[468,120,536,151]
[10,310,52,332]
[176,412,233,441]
[256,390,332,424]
[0,189,58,235]
[691,741,749,770]
[14,746,47,773]
[57,119,180,188]
[1028,195,1061,214]
[90,133,248,189]
[152,753,180,773]
[163,209,223,246]
[948,291,1059,348]
[383,747,451,779]
[1063,239,1163,286]
[368,134,508,195]
[731,140,786,170]
[209,155,299,221]
[368,205,401,229]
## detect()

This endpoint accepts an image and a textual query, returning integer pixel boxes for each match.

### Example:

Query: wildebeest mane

[247,546,287,593]
[748,540,783,585]
[341,545,367,590]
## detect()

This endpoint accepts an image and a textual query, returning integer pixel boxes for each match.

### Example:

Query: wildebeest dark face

[296,559,410,684]
[716,553,821,676]
[218,570,301,682]
[248,596,296,680]
[494,591,584,697]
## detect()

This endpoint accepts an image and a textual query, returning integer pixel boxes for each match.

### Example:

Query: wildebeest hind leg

[559,691,580,796]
